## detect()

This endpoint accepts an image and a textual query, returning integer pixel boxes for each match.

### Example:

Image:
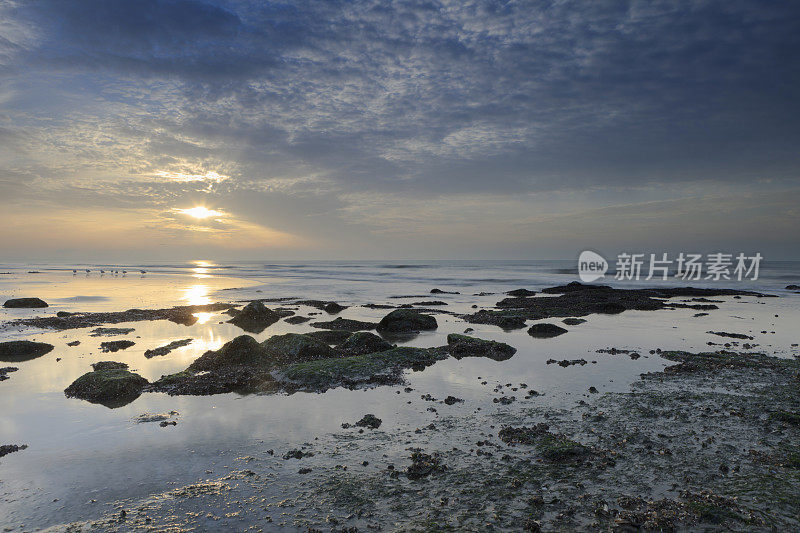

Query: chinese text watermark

[579,252,762,282]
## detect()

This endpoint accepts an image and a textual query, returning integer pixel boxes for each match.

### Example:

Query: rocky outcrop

[310,317,378,331]
[336,332,393,356]
[527,323,568,338]
[3,297,48,308]
[506,289,536,297]
[144,339,193,358]
[446,334,516,361]
[376,309,437,333]
[0,341,54,362]
[227,301,284,333]
[64,367,149,407]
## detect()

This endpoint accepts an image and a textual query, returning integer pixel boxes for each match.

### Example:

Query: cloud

[0,1,799,258]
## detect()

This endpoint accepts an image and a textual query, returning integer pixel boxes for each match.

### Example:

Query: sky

[1,0,799,261]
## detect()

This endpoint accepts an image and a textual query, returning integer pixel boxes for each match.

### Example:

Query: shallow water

[1,261,799,530]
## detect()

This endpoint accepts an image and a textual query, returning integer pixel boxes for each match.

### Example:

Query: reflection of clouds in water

[182,284,210,305]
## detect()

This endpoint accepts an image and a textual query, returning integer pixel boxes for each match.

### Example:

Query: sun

[179,206,222,219]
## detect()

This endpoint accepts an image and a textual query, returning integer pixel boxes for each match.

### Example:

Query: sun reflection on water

[192,260,214,279]
[183,284,211,305]
[193,312,215,325]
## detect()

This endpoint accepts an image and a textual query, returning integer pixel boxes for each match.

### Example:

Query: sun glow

[179,206,223,219]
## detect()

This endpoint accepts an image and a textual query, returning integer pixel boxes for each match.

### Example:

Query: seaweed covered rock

[3,297,48,308]
[0,340,54,362]
[562,318,587,325]
[446,334,516,361]
[355,414,382,429]
[64,368,149,407]
[463,310,527,330]
[527,323,568,338]
[307,329,353,344]
[506,288,536,297]
[310,317,378,332]
[295,300,348,314]
[227,301,282,333]
[376,309,437,333]
[262,333,332,364]
[337,332,393,356]
[277,346,448,392]
[144,338,193,358]
[91,361,129,371]
[284,315,311,325]
[189,335,271,371]
[499,424,590,462]
[406,450,446,479]
[100,340,135,352]
[0,444,28,457]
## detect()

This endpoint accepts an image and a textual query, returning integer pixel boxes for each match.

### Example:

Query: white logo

[578,250,608,282]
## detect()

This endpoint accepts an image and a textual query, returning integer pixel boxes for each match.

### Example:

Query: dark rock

[527,323,568,338]
[447,334,516,361]
[0,366,19,381]
[262,333,332,364]
[227,301,282,333]
[406,451,445,479]
[56,311,73,317]
[284,315,311,324]
[463,310,527,330]
[3,297,48,308]
[159,420,177,427]
[707,331,754,340]
[277,346,448,392]
[0,340,55,362]
[4,303,238,331]
[506,289,536,297]
[499,424,590,461]
[410,300,448,306]
[310,317,379,331]
[67,340,80,346]
[355,414,382,429]
[562,318,587,325]
[444,395,464,405]
[785,285,800,290]
[294,300,348,314]
[430,288,459,294]
[337,332,392,356]
[90,327,134,337]
[0,444,28,457]
[91,361,129,371]
[547,358,587,367]
[468,282,773,326]
[306,329,353,344]
[100,340,135,353]
[283,449,313,460]
[64,368,149,407]
[376,309,437,333]
[144,338,193,358]
[188,335,271,371]
[323,302,346,314]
